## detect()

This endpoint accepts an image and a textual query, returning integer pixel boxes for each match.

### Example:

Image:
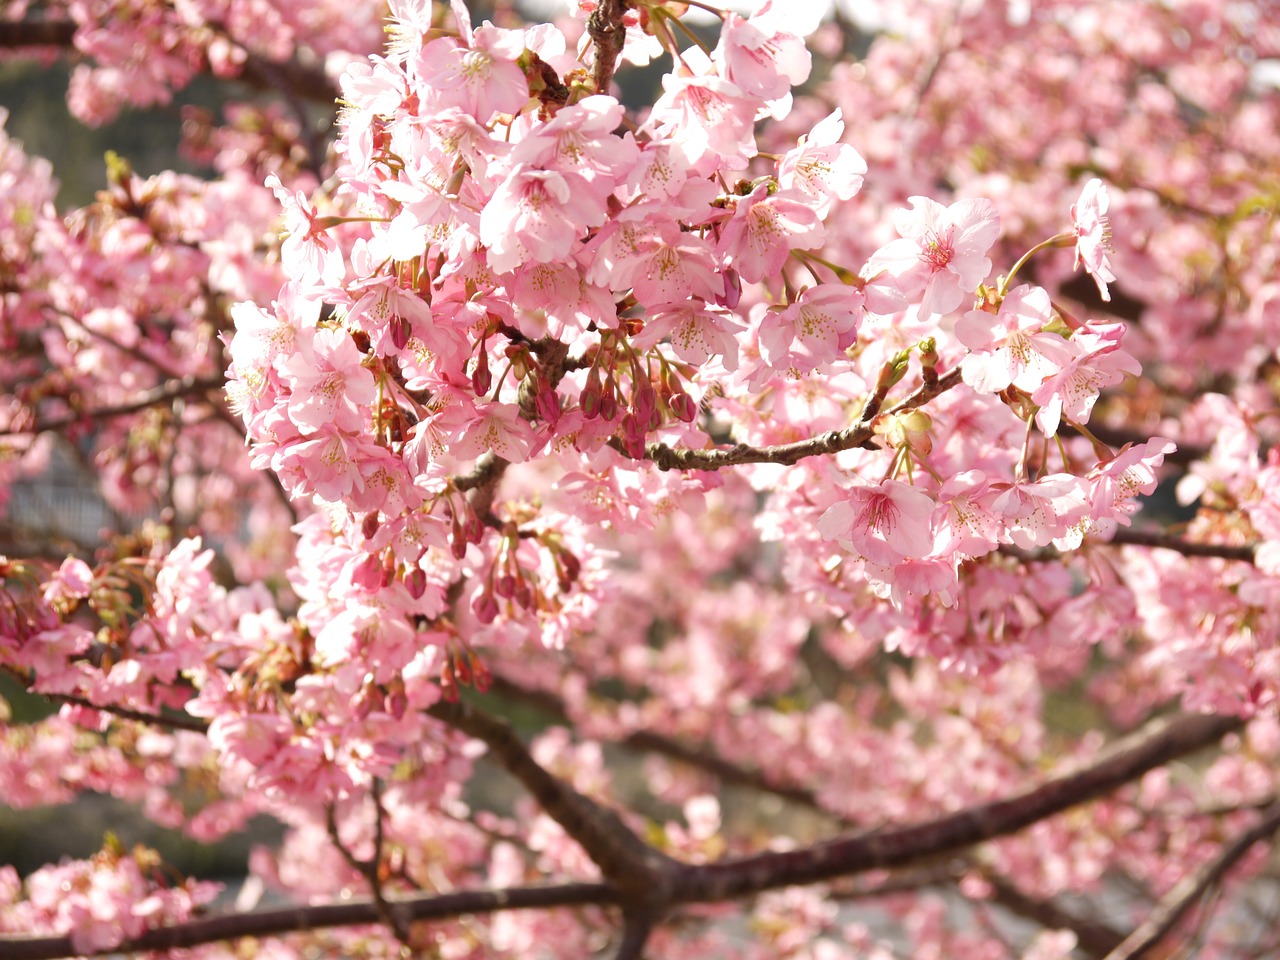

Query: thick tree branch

[983,872,1126,959]
[0,706,1238,958]
[642,367,964,472]
[488,674,824,808]
[485,673,1179,956]
[0,376,225,437]
[0,19,75,47]
[1104,799,1280,960]
[427,698,679,902]
[613,910,657,960]
[677,712,1241,901]
[1108,528,1257,564]
[0,18,338,104]
[587,0,630,95]
[0,881,617,960]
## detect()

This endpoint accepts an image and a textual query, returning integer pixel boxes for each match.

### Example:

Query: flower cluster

[226,0,1154,696]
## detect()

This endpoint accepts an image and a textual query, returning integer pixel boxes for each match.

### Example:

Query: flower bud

[535,381,561,424]
[391,314,410,351]
[352,552,382,590]
[473,588,499,624]
[876,348,913,392]
[405,566,427,599]
[387,677,408,719]
[633,383,657,425]
[600,377,619,421]
[580,381,601,419]
[669,391,697,423]
[619,412,646,458]
[471,340,492,395]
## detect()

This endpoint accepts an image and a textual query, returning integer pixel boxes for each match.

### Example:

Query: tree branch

[488,674,823,808]
[427,698,678,903]
[0,704,1239,958]
[325,781,414,948]
[983,872,1126,959]
[0,881,617,960]
[1108,528,1257,564]
[587,0,630,95]
[613,910,656,960]
[0,18,338,104]
[23,686,211,734]
[641,367,964,472]
[0,19,75,48]
[677,711,1242,902]
[1104,799,1280,960]
[1,376,225,437]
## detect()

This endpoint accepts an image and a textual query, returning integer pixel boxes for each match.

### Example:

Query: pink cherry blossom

[479,163,606,274]
[5,2,1280,957]
[864,196,1000,318]
[758,282,864,374]
[417,25,530,123]
[1071,178,1117,302]
[818,479,937,565]
[777,109,867,218]
[265,174,345,289]
[957,284,1075,395]
[278,326,378,434]
[1031,322,1141,436]
[716,180,825,283]
[643,50,761,169]
[713,3,815,102]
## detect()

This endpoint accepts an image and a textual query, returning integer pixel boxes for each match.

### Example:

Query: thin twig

[325,783,414,948]
[0,18,338,104]
[488,673,823,807]
[983,871,1126,958]
[641,367,963,472]
[1104,799,1280,960]
[29,687,210,734]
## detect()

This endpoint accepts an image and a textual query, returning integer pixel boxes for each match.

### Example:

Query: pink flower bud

[449,521,468,561]
[387,680,408,719]
[618,412,646,458]
[352,552,382,590]
[405,567,427,599]
[633,383,657,425]
[669,391,697,423]
[391,314,410,350]
[513,578,534,610]
[600,379,619,421]
[462,505,485,544]
[535,382,561,424]
[473,588,499,624]
[580,381,602,419]
[470,654,491,693]
[471,340,492,395]
[717,268,742,309]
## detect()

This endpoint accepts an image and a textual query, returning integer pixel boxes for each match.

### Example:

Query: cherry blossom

[1071,178,1117,302]
[2,0,1280,957]
[864,196,1001,318]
